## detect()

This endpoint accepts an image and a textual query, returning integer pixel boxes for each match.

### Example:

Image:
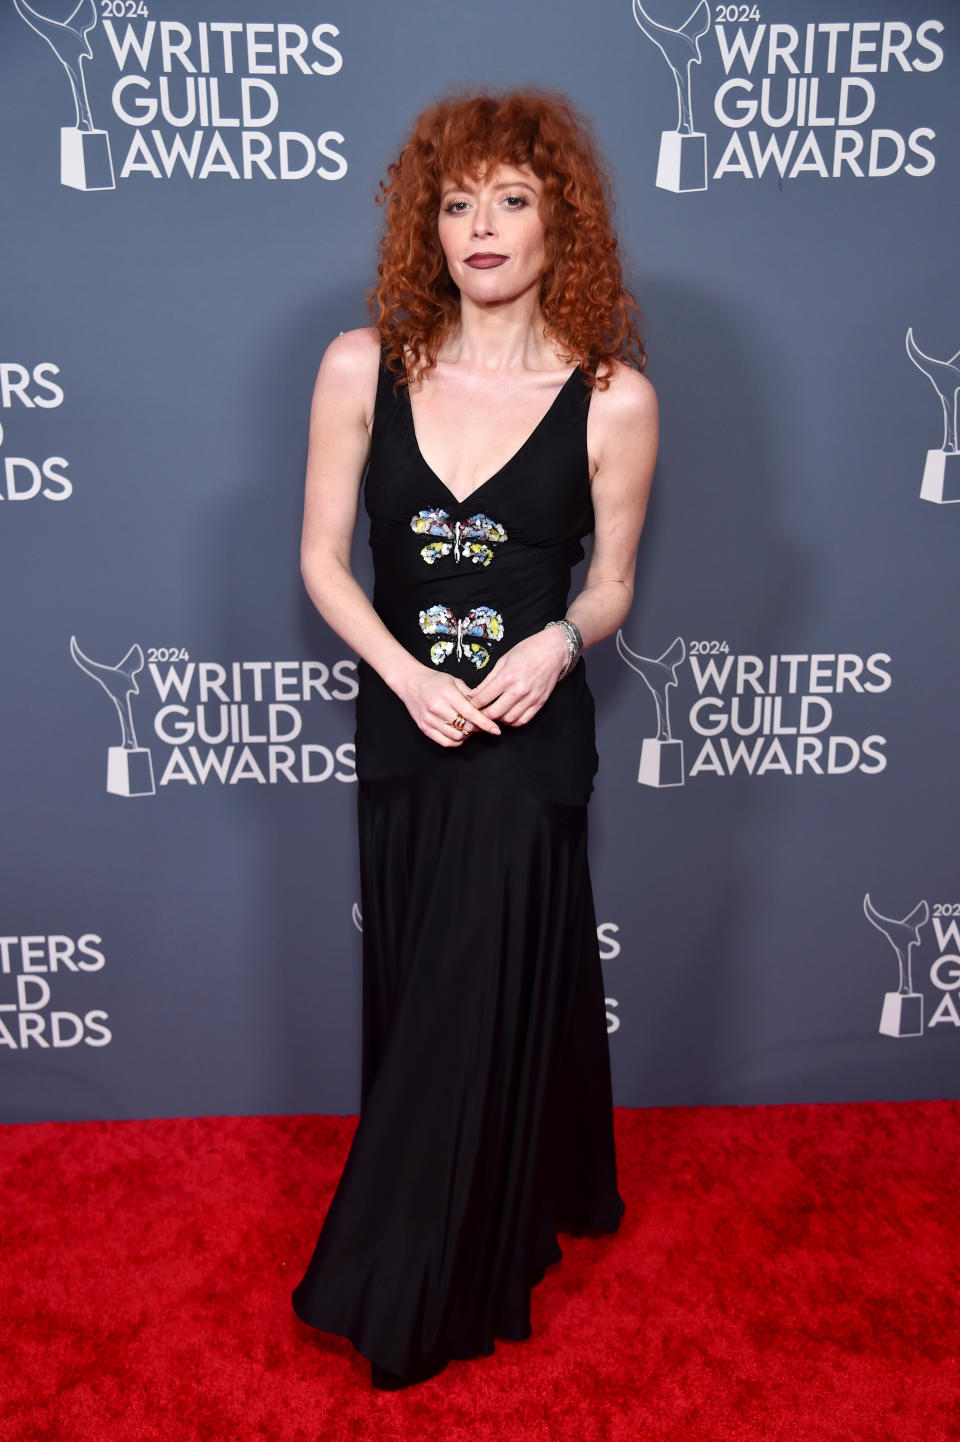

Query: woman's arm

[565,361,659,647]
[466,361,658,727]
[300,328,501,746]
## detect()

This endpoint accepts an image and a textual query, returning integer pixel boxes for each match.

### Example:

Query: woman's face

[436,162,547,306]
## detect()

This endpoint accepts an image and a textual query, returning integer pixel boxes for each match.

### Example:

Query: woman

[292,88,658,1389]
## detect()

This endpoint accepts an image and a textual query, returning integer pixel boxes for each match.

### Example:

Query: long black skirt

[292,758,624,1383]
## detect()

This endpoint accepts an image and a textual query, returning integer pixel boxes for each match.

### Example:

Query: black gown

[292,355,625,1386]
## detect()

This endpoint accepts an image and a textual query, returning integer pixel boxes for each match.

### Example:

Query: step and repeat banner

[1,1,957,1122]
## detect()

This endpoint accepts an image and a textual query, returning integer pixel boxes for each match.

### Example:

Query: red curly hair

[367,88,646,390]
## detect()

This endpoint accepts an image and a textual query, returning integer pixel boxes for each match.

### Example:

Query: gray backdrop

[2,0,957,1123]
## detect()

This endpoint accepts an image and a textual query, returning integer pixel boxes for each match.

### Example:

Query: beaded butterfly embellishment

[419,604,504,670]
[410,509,508,568]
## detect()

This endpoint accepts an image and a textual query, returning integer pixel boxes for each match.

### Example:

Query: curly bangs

[367,89,646,389]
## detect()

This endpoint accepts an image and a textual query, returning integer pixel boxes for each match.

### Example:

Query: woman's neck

[439,293,561,373]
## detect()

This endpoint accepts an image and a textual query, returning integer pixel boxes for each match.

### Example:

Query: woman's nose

[472,203,495,237]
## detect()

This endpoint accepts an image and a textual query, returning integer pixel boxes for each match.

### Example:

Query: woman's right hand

[397,665,502,748]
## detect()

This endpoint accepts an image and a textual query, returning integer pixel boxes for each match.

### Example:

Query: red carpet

[2,1100,958,1441]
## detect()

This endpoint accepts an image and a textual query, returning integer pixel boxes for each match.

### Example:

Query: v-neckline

[405,366,580,509]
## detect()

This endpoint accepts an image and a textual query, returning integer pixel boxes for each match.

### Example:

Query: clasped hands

[401,626,571,749]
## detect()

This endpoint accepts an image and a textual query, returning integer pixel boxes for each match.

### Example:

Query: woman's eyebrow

[440,179,538,200]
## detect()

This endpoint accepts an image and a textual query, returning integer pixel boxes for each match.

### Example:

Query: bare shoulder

[590,358,658,426]
[313,325,381,427]
[587,359,659,478]
[320,325,380,377]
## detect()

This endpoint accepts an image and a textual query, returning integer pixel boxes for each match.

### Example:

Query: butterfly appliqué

[410,509,508,568]
[419,604,504,670]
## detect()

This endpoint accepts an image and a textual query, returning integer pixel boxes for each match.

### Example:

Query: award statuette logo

[13,0,115,192]
[631,0,711,193]
[862,893,929,1038]
[70,636,156,797]
[905,329,960,504]
[615,633,686,787]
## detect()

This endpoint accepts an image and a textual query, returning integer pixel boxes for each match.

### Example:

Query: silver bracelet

[544,618,583,680]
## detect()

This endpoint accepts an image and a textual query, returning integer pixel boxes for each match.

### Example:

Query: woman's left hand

[464,626,570,727]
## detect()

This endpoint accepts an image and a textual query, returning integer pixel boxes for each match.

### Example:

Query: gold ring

[451,713,467,730]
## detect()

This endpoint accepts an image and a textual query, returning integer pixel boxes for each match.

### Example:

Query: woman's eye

[503,194,528,208]
[444,200,470,214]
